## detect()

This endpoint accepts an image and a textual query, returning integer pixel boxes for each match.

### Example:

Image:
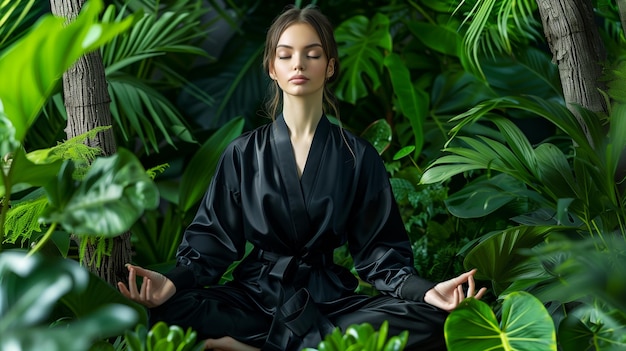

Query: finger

[117,282,131,298]
[475,287,488,300]
[467,274,476,297]
[140,276,150,302]
[128,267,139,298]
[457,284,464,303]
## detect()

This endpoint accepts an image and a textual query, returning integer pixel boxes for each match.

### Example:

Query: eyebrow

[276,43,323,49]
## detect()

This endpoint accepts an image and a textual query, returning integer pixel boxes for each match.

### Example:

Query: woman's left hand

[424,268,487,312]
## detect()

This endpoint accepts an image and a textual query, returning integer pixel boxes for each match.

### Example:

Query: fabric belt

[255,248,332,283]
[256,248,335,351]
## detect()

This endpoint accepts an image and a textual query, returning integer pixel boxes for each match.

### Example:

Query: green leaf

[42,148,159,236]
[463,225,556,295]
[445,292,556,351]
[384,53,428,157]
[1,147,63,197]
[360,119,392,155]
[393,146,415,161]
[335,13,392,104]
[0,0,133,143]
[179,117,244,213]
[407,21,462,57]
[445,173,529,218]
[0,251,137,350]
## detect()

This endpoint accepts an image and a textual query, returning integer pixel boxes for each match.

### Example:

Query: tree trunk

[50,0,132,286]
[536,0,608,146]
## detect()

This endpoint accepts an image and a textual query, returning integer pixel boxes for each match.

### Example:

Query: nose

[293,55,304,71]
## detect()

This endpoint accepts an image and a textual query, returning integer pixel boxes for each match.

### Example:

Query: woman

[118,5,486,351]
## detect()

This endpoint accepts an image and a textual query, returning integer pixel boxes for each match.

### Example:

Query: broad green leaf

[384,53,428,157]
[42,148,159,236]
[430,71,497,116]
[559,304,626,351]
[0,147,63,197]
[361,119,392,155]
[445,173,529,218]
[335,14,392,104]
[59,268,148,327]
[445,292,556,351]
[482,47,561,98]
[534,143,579,199]
[179,117,244,213]
[0,0,133,143]
[406,21,462,57]
[0,251,137,351]
[3,304,137,351]
[463,225,555,294]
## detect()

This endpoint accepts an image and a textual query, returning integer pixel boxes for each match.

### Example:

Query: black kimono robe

[151,115,447,351]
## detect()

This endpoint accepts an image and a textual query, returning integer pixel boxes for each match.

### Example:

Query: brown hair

[262,5,340,120]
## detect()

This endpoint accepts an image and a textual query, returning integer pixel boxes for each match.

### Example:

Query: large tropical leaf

[335,13,392,104]
[453,0,541,77]
[41,148,159,236]
[463,225,557,295]
[384,53,428,157]
[0,0,47,51]
[107,73,196,151]
[0,0,133,144]
[559,304,626,351]
[445,292,557,351]
[445,173,538,218]
[482,47,562,98]
[97,1,210,152]
[0,250,138,351]
[178,117,245,213]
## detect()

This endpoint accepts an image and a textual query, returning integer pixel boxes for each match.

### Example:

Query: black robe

[152,115,447,350]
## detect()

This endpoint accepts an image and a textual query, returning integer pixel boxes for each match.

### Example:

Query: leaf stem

[27,222,57,256]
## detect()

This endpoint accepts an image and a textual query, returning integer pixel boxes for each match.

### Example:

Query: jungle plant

[420,62,626,349]
[0,1,160,348]
[0,250,139,351]
[445,292,557,351]
[121,322,205,351]
[302,321,408,351]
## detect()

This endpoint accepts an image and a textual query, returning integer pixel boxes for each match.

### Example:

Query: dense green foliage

[1,0,625,350]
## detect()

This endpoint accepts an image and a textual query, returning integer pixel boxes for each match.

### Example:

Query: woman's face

[269,22,335,99]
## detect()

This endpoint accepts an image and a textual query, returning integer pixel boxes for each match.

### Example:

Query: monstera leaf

[445,292,557,351]
[335,13,392,104]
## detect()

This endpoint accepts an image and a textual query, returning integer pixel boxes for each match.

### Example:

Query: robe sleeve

[347,143,436,302]
[165,143,246,290]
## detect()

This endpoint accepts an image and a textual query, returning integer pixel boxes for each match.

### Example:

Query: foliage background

[2,0,626,350]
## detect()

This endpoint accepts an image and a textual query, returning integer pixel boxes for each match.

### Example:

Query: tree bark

[536,0,608,146]
[50,0,132,286]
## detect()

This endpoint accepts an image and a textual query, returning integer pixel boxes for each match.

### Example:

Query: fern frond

[77,234,113,267]
[4,196,48,245]
[146,163,170,179]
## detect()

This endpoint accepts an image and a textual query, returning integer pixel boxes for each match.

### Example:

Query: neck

[281,94,324,139]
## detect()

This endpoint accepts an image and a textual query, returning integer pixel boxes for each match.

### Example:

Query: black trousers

[149,285,448,351]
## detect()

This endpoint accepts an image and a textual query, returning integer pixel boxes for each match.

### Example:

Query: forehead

[277,22,322,47]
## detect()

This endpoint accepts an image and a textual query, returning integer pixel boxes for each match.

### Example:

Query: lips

[289,75,309,84]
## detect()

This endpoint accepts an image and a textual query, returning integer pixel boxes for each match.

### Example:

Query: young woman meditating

[118,5,486,351]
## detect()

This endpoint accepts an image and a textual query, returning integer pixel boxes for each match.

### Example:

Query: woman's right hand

[117,264,176,308]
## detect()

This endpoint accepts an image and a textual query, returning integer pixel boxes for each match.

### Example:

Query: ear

[326,58,335,79]
[269,64,277,80]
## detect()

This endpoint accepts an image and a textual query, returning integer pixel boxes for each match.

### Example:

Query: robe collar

[271,114,330,247]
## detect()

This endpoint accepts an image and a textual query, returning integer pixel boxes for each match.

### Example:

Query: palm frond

[454,0,541,77]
